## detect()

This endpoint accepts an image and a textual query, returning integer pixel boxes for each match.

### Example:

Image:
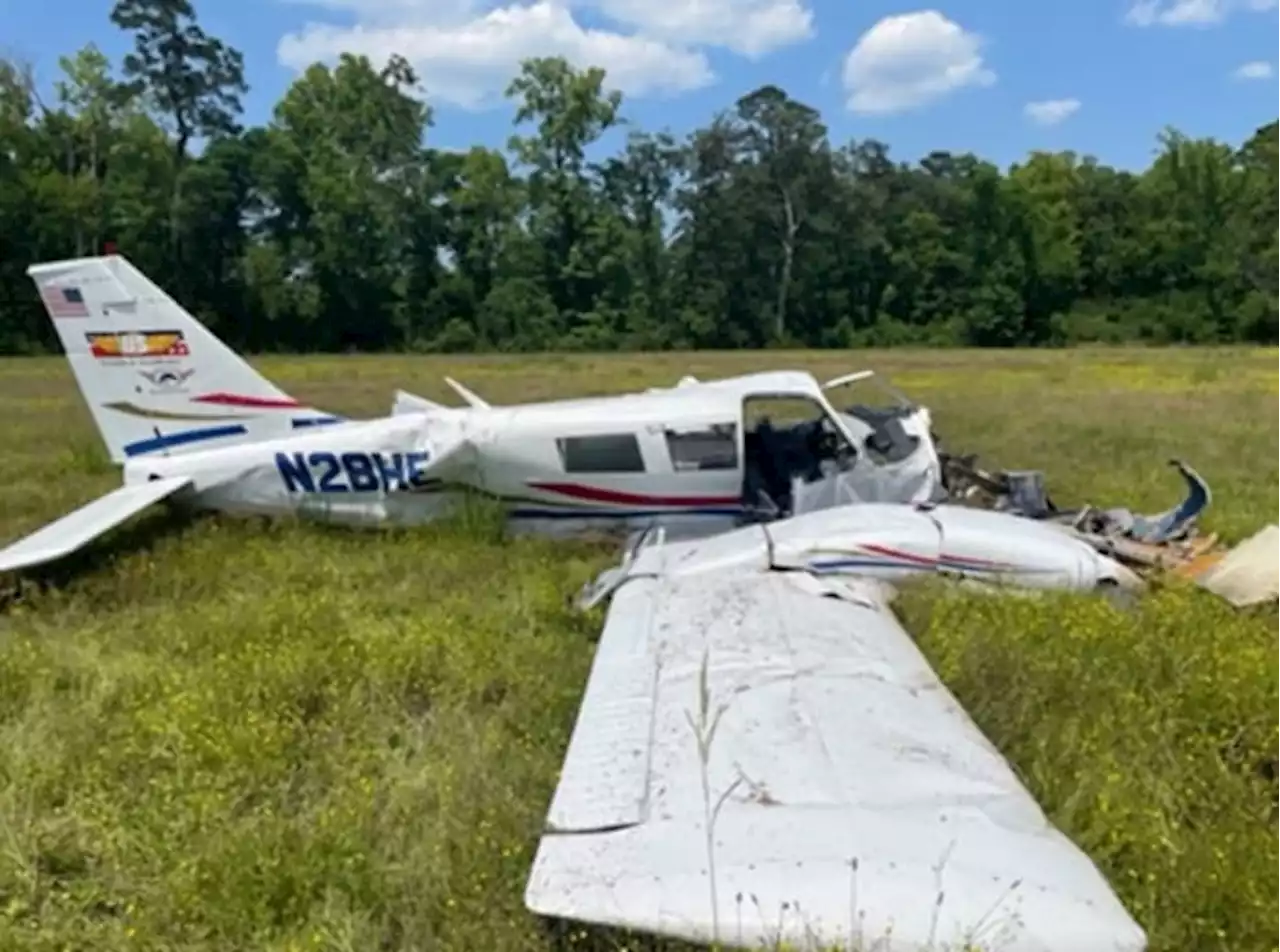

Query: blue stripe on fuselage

[123,424,248,457]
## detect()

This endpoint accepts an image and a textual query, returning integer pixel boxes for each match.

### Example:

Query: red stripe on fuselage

[527,481,740,508]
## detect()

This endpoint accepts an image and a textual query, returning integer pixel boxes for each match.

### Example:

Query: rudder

[28,254,339,463]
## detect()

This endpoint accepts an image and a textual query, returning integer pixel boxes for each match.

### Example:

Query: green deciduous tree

[111,0,247,279]
[0,6,1275,355]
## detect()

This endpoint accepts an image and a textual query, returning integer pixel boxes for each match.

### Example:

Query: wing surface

[0,476,193,573]
[526,567,1146,951]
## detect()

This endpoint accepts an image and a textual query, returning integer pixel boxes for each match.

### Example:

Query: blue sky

[5,0,1277,170]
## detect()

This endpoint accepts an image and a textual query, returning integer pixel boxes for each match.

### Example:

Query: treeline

[0,0,1276,355]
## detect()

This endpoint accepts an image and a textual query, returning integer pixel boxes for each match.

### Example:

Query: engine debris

[938,450,1278,608]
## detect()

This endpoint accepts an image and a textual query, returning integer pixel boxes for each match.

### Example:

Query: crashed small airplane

[0,253,1126,588]
[5,254,1270,609]
[5,253,1274,951]
[938,450,1279,608]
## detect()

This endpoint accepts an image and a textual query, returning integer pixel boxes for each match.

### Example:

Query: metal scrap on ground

[937,450,1279,608]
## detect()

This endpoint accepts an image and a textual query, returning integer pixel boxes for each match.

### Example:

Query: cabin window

[557,434,646,473]
[665,424,738,472]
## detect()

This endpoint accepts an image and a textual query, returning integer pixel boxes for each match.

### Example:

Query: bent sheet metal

[938,453,1279,608]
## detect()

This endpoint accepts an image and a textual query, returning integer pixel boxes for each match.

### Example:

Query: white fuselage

[121,395,1139,598]
[126,412,470,528]
[125,376,947,539]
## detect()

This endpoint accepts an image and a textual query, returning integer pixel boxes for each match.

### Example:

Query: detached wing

[0,476,193,573]
[526,568,1146,952]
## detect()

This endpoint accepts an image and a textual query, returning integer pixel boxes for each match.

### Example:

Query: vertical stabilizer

[28,254,340,463]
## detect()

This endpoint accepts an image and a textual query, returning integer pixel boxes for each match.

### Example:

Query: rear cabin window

[556,434,646,473]
[665,424,738,472]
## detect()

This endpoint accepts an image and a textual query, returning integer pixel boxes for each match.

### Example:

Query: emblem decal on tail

[87,330,189,360]
[138,368,195,391]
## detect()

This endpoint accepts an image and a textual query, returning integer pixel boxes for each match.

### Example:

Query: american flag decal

[39,284,90,318]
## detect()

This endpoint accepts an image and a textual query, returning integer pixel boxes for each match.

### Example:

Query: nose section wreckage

[937,452,1278,609]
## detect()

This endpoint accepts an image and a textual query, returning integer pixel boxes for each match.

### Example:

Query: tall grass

[0,348,1274,951]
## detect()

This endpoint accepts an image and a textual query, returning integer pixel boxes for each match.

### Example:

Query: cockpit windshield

[822,372,929,466]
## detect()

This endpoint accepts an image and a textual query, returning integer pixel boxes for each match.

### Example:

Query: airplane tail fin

[27,254,339,464]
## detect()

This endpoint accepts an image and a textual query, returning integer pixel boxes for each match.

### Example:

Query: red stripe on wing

[859,543,937,566]
[862,543,1016,571]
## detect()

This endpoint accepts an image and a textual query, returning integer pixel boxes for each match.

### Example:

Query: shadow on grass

[0,491,623,616]
[0,503,204,612]
[538,916,703,952]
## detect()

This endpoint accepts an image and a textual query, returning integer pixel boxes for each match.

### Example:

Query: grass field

[0,347,1275,952]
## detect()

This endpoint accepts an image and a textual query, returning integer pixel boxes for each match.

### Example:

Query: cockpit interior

[741,410,854,519]
[740,391,929,520]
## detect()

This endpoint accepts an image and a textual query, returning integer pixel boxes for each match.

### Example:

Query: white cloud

[1125,0,1277,26]
[1126,0,1226,24]
[587,0,812,57]
[1233,59,1274,79]
[841,10,995,116]
[277,0,813,109]
[1024,98,1081,126]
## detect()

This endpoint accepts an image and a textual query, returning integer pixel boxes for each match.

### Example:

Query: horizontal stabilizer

[391,389,446,415]
[0,476,193,574]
